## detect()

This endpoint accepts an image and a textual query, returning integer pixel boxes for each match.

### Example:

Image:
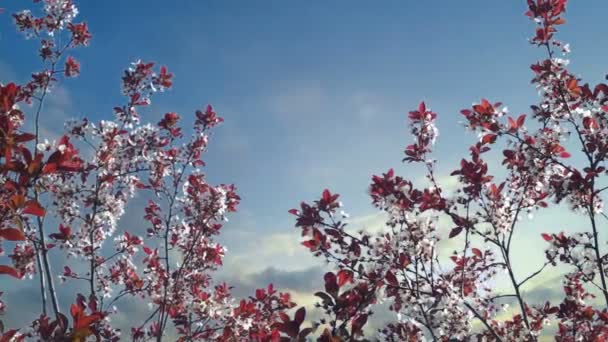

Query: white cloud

[266,80,328,122]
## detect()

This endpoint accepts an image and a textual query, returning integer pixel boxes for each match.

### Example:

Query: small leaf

[0,329,19,342]
[385,270,398,286]
[14,133,36,143]
[298,327,313,339]
[22,200,45,217]
[278,320,299,338]
[294,307,306,325]
[314,291,334,306]
[481,134,496,145]
[279,312,290,324]
[0,265,21,279]
[301,240,318,250]
[322,189,331,202]
[57,313,69,332]
[324,272,339,297]
[0,228,25,241]
[517,114,526,127]
[471,248,482,258]
[541,233,553,242]
[449,226,463,238]
[352,314,368,334]
[9,194,25,210]
[337,269,353,287]
[419,101,426,113]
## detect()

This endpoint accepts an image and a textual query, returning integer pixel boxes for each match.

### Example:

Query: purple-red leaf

[0,265,22,279]
[0,228,25,241]
[449,226,464,238]
[22,200,45,217]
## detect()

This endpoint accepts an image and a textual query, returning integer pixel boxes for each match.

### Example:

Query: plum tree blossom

[288,0,608,340]
[0,1,298,341]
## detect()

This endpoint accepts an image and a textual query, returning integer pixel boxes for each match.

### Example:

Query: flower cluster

[286,1,608,340]
[0,1,295,341]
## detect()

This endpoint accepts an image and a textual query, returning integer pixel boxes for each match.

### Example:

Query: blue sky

[2,0,608,335]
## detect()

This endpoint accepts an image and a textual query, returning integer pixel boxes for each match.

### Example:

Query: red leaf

[71,303,103,329]
[567,78,581,96]
[352,314,368,334]
[583,306,594,319]
[481,134,497,145]
[0,330,19,342]
[279,312,290,323]
[449,226,463,238]
[281,321,300,338]
[322,189,331,202]
[324,272,339,297]
[301,240,318,250]
[418,101,426,113]
[508,114,526,132]
[76,313,103,330]
[0,228,25,241]
[298,328,313,339]
[255,288,266,300]
[399,253,411,267]
[294,307,306,325]
[314,292,334,306]
[541,233,553,242]
[385,270,398,286]
[22,200,45,217]
[337,269,353,287]
[583,117,599,130]
[471,248,482,258]
[14,133,36,143]
[0,265,22,279]
[58,161,82,172]
[517,114,526,127]
[508,117,516,130]
[70,303,83,319]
